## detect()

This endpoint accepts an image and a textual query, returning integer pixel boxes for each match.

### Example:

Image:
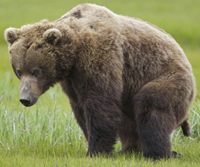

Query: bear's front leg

[84,98,122,156]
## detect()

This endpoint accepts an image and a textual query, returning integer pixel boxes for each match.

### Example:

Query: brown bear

[4,4,196,160]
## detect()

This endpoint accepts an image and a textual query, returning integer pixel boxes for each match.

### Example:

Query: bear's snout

[19,77,40,107]
[20,98,31,107]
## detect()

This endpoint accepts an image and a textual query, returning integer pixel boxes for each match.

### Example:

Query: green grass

[0,0,200,166]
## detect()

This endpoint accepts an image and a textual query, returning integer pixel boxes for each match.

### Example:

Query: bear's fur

[5,4,196,160]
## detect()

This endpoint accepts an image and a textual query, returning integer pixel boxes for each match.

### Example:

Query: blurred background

[0,0,199,109]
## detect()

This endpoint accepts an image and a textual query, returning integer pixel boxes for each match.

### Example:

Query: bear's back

[58,4,175,42]
[55,4,192,75]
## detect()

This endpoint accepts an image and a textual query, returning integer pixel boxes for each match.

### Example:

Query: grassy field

[0,0,200,166]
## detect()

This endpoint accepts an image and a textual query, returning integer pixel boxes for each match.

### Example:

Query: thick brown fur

[5,4,196,160]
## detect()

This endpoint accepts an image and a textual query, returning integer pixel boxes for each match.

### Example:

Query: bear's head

[4,20,76,107]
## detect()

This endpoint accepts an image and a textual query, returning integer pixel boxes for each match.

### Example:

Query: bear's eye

[32,69,39,77]
[16,70,21,78]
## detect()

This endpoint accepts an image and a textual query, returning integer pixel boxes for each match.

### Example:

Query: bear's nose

[20,98,31,107]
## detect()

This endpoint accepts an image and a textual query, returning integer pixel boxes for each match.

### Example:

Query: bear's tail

[181,120,191,137]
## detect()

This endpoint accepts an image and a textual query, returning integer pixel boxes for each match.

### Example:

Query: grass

[0,85,200,167]
[0,0,200,166]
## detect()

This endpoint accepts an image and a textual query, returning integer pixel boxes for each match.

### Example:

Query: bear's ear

[43,28,62,45]
[4,27,20,44]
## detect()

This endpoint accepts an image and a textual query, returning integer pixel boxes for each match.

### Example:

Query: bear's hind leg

[136,109,174,160]
[134,72,194,160]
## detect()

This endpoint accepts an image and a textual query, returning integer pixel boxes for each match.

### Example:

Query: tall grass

[0,82,200,166]
[0,77,85,156]
[0,78,200,153]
